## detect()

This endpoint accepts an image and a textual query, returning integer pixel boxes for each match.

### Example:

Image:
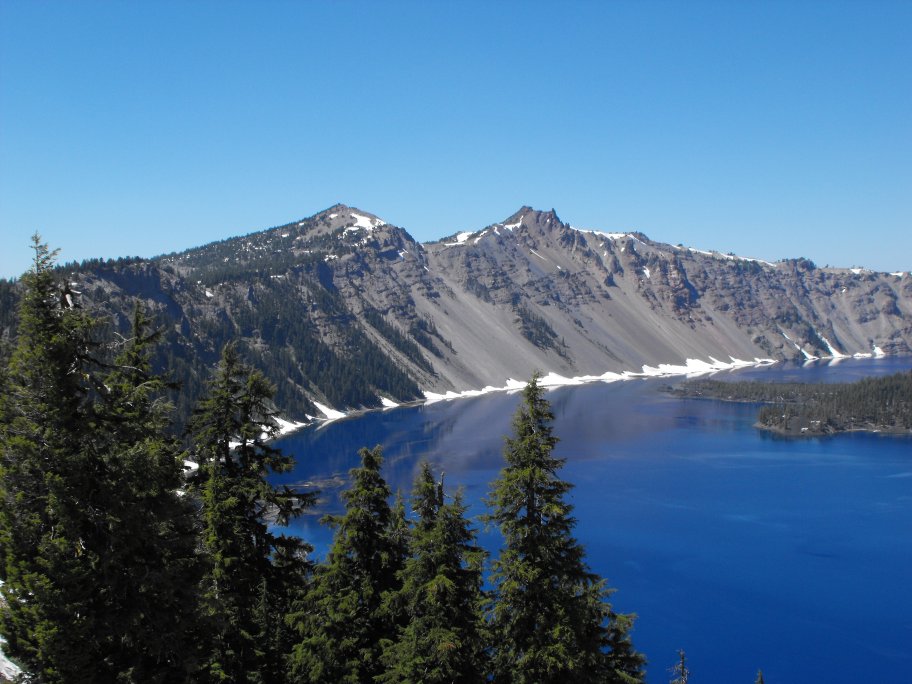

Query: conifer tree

[86,303,203,680]
[189,343,313,683]
[0,236,98,681]
[670,649,689,684]
[754,668,765,684]
[486,375,645,684]
[379,462,488,683]
[1,241,204,682]
[288,445,403,684]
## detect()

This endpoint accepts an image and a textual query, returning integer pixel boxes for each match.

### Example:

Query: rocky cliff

[2,204,909,423]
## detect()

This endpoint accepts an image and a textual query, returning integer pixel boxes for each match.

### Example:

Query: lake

[274,358,912,683]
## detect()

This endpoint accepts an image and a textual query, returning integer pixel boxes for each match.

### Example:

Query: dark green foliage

[513,305,570,360]
[189,343,314,683]
[485,376,644,684]
[0,278,18,344]
[83,304,203,680]
[754,669,765,684]
[378,462,488,683]
[408,316,451,358]
[0,217,426,433]
[195,264,420,421]
[363,308,435,374]
[288,446,404,684]
[0,236,98,681]
[677,372,912,434]
[0,238,201,682]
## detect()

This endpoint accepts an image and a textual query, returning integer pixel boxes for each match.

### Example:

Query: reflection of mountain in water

[274,358,912,684]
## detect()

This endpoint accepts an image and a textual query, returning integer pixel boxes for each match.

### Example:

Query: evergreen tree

[670,649,689,684]
[378,462,488,684]
[288,445,402,684]
[189,343,314,683]
[754,668,765,684]
[485,375,645,684]
[0,236,98,681]
[86,303,203,680]
[1,241,203,682]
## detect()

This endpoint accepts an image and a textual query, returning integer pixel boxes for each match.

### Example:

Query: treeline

[676,372,912,435]
[0,238,645,682]
[0,242,427,435]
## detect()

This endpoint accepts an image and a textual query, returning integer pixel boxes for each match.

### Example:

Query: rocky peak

[501,206,563,232]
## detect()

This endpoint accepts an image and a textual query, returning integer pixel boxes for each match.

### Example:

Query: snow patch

[313,401,346,421]
[891,271,905,278]
[643,267,651,279]
[687,246,775,267]
[344,213,386,233]
[530,249,547,261]
[0,640,19,680]
[873,345,886,357]
[444,231,474,246]
[576,228,635,241]
[538,372,584,387]
[780,331,817,359]
[799,347,818,361]
[816,333,848,359]
[380,397,398,409]
[502,216,523,231]
[419,357,777,404]
[205,290,214,298]
[850,268,864,275]
[275,416,308,436]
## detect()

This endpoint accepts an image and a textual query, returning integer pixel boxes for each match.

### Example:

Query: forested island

[673,371,912,436]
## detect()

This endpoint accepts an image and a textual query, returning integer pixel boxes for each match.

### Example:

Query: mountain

[1,204,910,426]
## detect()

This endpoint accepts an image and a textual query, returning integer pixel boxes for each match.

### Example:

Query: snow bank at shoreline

[277,348,898,435]
[422,356,776,405]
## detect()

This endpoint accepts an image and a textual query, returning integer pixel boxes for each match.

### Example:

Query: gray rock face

[6,203,909,419]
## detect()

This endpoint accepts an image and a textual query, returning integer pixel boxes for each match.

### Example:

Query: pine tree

[754,668,765,684]
[378,462,488,683]
[288,445,403,683]
[85,303,203,680]
[486,375,645,684]
[1,241,204,682]
[670,649,689,684]
[0,235,98,681]
[189,342,314,683]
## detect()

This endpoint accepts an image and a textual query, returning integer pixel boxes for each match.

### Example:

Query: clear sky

[1,0,909,279]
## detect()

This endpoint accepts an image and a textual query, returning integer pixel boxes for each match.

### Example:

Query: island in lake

[671,370,912,436]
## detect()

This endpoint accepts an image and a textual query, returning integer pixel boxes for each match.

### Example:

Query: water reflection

[273,357,912,684]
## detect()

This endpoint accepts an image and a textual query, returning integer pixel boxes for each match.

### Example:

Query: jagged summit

[5,201,907,428]
[500,206,563,230]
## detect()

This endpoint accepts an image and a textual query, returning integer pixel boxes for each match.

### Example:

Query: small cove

[274,357,912,683]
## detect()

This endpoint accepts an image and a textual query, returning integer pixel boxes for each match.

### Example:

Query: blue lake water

[274,358,912,683]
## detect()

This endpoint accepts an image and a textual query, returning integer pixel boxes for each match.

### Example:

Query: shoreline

[278,352,907,439]
[755,421,912,438]
[281,354,781,436]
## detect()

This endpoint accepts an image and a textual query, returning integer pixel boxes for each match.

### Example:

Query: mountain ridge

[1,203,909,427]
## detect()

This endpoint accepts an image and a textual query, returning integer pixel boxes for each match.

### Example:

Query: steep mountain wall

[2,204,909,424]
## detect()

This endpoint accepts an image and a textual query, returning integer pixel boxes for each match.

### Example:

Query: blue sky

[1,0,909,278]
